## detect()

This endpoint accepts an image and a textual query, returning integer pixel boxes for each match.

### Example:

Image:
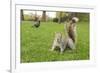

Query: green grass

[21,21,89,63]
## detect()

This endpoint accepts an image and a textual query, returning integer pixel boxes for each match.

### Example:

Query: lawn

[21,21,89,63]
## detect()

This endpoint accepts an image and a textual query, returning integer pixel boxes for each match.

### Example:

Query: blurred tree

[77,13,89,22]
[56,12,68,23]
[30,13,34,21]
[21,10,24,20]
[67,12,89,22]
[34,11,38,21]
[56,12,62,23]
[42,11,46,22]
[67,12,78,20]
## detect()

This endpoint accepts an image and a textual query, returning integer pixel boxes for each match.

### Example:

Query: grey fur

[51,17,79,53]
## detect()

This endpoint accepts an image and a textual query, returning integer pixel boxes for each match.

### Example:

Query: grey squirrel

[51,17,79,53]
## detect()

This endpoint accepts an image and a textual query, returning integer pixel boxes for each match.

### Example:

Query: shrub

[53,18,58,22]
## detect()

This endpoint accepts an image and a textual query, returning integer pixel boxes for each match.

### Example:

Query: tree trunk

[58,12,62,24]
[21,10,24,20]
[42,11,46,22]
